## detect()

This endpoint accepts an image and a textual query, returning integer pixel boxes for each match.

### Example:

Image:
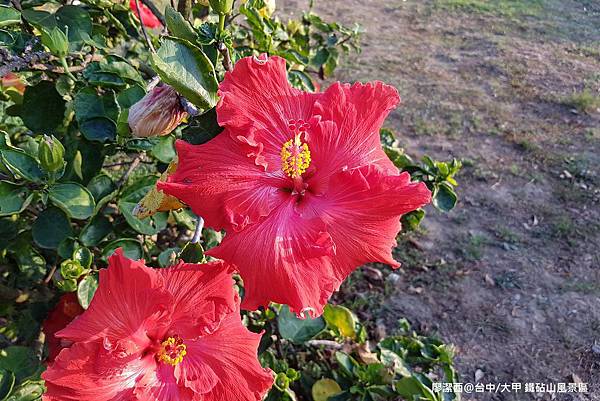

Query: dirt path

[283,1,600,399]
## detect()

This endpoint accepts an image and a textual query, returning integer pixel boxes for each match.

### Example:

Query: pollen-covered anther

[157,336,187,366]
[280,133,311,178]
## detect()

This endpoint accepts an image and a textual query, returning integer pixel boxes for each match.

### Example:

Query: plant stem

[135,0,156,53]
[59,57,77,81]
[218,13,226,34]
[217,13,233,72]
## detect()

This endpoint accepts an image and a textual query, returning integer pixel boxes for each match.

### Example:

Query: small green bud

[40,27,69,57]
[209,0,233,14]
[55,278,78,292]
[274,372,290,391]
[60,259,85,280]
[38,135,65,173]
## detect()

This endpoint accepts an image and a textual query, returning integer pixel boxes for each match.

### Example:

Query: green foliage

[380,128,462,230]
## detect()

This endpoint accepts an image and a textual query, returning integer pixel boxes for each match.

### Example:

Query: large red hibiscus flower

[159,55,432,316]
[42,249,273,401]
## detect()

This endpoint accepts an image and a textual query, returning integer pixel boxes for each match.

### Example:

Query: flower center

[280,120,311,178]
[156,336,187,366]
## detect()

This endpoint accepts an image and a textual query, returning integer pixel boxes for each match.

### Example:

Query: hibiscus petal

[159,137,287,232]
[310,82,400,175]
[218,54,319,143]
[135,364,194,401]
[176,308,273,401]
[57,249,172,350]
[42,341,148,401]
[156,261,237,337]
[306,165,431,271]
[207,199,337,316]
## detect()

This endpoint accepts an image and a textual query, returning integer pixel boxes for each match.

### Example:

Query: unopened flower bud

[209,0,233,14]
[128,84,188,138]
[38,135,65,173]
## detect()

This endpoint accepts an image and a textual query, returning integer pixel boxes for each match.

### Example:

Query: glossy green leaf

[277,305,325,343]
[0,368,15,400]
[0,347,38,382]
[0,181,33,216]
[79,214,112,247]
[0,6,21,28]
[21,81,65,133]
[151,37,218,110]
[77,273,98,309]
[323,304,357,339]
[312,379,342,401]
[165,6,197,42]
[432,183,457,212]
[101,239,143,261]
[32,207,73,249]
[0,149,44,182]
[49,182,95,219]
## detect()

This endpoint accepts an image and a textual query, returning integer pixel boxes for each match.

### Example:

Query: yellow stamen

[280,133,311,178]
[157,336,187,366]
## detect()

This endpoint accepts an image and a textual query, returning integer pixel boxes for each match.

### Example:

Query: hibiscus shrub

[0,1,461,400]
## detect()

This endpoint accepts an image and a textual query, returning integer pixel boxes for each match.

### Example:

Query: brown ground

[283,1,600,400]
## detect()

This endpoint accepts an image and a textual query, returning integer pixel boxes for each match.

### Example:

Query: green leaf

[49,182,95,220]
[151,37,218,110]
[151,135,176,163]
[379,349,411,377]
[334,352,358,377]
[80,117,117,142]
[0,347,37,382]
[0,181,33,216]
[77,273,98,309]
[73,247,93,269]
[181,108,223,145]
[432,183,457,212]
[312,379,342,401]
[288,70,315,92]
[40,26,69,56]
[401,209,425,232]
[32,207,73,249]
[74,87,120,142]
[165,6,198,42]
[21,9,56,30]
[86,174,116,210]
[323,304,357,339]
[119,177,168,235]
[0,6,21,28]
[21,81,65,133]
[158,247,181,267]
[394,377,427,400]
[3,380,45,401]
[79,214,112,247]
[179,242,205,263]
[101,239,143,261]
[277,305,325,343]
[0,149,44,182]
[55,5,92,51]
[0,368,15,400]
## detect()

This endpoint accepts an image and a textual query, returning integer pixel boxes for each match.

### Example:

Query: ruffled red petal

[217,54,319,143]
[176,306,273,401]
[305,165,432,273]
[159,137,288,232]
[156,261,237,337]
[42,341,149,401]
[56,249,171,351]
[207,199,337,316]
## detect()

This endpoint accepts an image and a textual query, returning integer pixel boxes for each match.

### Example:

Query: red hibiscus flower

[159,55,432,317]
[129,0,162,29]
[42,249,273,401]
[42,293,84,362]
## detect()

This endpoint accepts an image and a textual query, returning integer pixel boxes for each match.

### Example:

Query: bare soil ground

[283,1,600,399]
